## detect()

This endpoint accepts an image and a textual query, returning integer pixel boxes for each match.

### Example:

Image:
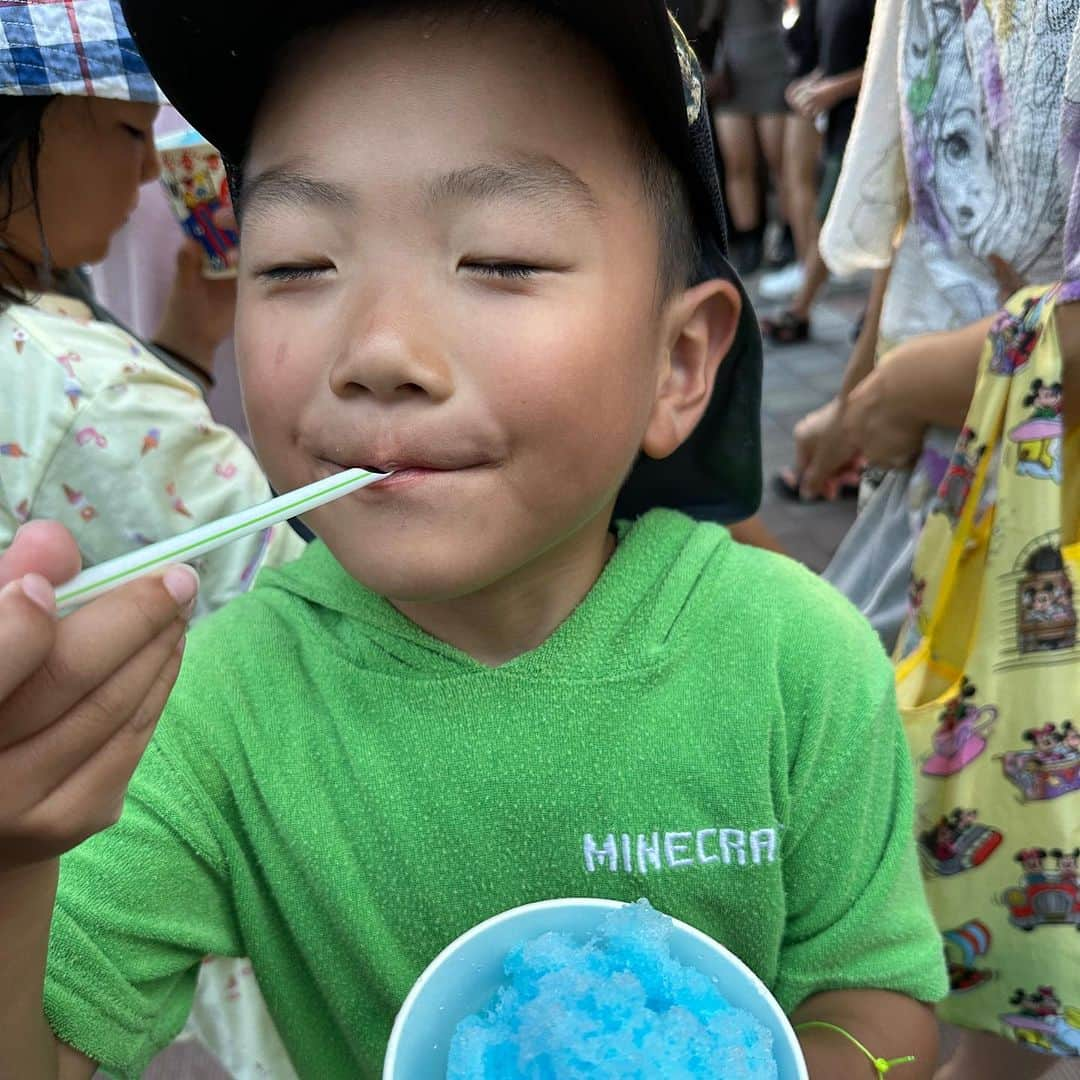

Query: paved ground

[753,277,863,572]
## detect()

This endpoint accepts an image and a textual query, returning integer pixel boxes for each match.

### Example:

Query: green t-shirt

[44,510,947,1077]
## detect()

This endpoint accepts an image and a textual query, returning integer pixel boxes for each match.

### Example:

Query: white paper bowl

[383,898,808,1079]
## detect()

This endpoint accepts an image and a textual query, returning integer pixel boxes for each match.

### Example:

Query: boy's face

[237,11,686,601]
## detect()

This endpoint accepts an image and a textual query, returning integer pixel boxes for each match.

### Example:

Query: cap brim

[122,0,763,522]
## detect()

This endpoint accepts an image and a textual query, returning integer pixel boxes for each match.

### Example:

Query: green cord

[794,1021,917,1076]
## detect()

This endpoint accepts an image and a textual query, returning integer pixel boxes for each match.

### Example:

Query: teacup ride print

[922,681,999,777]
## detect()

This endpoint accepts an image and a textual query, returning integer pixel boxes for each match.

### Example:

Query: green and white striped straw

[56,468,386,613]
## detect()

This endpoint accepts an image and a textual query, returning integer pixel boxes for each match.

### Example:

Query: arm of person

[793,989,937,1078]
[795,263,892,497]
[0,525,199,1080]
[151,212,240,384]
[872,317,995,428]
[773,581,947,1076]
[1055,298,1080,430]
[840,264,892,400]
[841,316,995,469]
[821,65,865,106]
[3,862,100,1079]
[790,66,865,119]
[39,643,243,1078]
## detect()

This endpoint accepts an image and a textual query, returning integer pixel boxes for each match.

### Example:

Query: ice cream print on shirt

[582,825,780,874]
[0,294,304,620]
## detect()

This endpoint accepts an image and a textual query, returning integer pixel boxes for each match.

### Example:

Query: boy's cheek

[235,340,313,459]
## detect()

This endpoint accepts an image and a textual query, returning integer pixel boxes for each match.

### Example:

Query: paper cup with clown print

[156,129,239,279]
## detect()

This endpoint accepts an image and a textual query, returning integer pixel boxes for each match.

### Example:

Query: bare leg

[789,242,831,320]
[755,113,787,225]
[782,113,821,264]
[935,1028,1059,1080]
[714,111,761,231]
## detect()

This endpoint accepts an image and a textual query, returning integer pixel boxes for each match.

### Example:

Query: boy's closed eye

[252,259,553,286]
[256,263,336,283]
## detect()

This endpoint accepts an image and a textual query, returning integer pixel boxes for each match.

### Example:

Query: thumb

[800,448,831,500]
[0,521,82,588]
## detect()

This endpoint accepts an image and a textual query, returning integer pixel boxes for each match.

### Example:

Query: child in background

[0,3,946,1077]
[0,0,304,620]
[0,4,302,1074]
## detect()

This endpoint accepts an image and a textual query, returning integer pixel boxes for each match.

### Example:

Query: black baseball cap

[121,0,763,522]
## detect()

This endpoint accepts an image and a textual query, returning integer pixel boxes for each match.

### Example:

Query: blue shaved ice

[446,899,778,1079]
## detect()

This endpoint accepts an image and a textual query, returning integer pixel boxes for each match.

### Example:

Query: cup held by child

[383,898,808,1079]
[156,129,238,279]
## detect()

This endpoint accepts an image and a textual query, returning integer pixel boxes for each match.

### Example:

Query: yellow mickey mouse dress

[896,286,1080,1055]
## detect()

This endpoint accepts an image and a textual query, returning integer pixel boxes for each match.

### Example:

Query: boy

[0,2,947,1076]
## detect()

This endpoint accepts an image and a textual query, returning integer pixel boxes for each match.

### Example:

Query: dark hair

[251,0,700,298]
[0,95,55,307]
[634,128,701,297]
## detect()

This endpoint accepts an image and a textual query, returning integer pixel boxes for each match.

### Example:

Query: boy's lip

[316,455,488,489]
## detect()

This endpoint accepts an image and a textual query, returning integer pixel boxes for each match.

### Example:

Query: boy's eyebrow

[426,158,600,215]
[238,167,356,223]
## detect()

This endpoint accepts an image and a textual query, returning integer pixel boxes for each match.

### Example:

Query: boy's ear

[641,278,742,461]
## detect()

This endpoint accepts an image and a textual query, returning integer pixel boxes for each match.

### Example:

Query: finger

[838,465,864,489]
[0,521,82,588]
[8,616,186,805]
[0,567,198,749]
[0,575,57,699]
[175,238,205,281]
[800,450,833,499]
[17,640,185,857]
[212,205,238,233]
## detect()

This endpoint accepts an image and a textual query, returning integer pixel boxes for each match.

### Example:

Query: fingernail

[0,574,57,616]
[19,573,57,616]
[162,565,199,614]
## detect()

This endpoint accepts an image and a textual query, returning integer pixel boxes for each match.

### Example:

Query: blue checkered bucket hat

[0,0,161,103]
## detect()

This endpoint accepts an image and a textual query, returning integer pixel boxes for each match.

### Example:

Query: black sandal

[761,309,810,345]
[772,468,861,503]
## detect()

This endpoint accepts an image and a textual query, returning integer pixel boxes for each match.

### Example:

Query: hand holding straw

[55,468,386,612]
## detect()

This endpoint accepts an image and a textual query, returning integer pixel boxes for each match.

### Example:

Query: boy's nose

[324,317,451,406]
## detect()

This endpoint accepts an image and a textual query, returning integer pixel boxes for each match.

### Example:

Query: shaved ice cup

[156,129,238,279]
[383,898,809,1079]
